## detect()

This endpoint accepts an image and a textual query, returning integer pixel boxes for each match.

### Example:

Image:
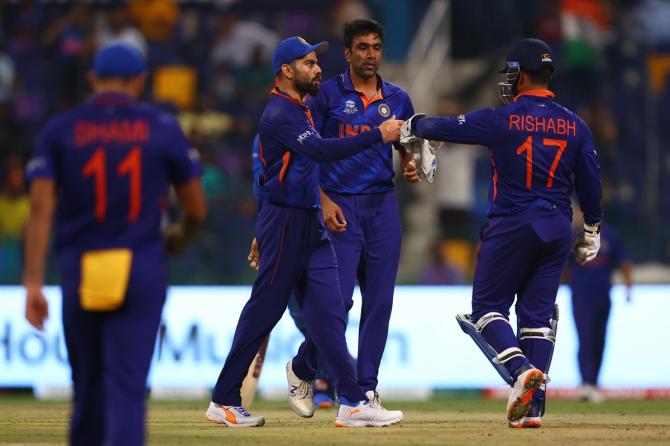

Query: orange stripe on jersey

[489,149,498,201]
[278,150,291,184]
[514,89,555,101]
[305,109,315,127]
[271,87,305,107]
[258,136,267,167]
[359,88,384,113]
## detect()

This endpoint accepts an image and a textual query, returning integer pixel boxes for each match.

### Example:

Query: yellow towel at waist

[79,249,133,311]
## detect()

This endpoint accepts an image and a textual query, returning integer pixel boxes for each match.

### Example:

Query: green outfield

[1,397,669,445]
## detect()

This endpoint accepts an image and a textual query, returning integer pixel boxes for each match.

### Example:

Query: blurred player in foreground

[302,18,417,410]
[401,38,602,427]
[23,43,206,446]
[206,36,404,428]
[569,217,632,403]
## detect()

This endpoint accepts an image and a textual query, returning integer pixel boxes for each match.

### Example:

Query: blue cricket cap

[272,36,329,75]
[93,43,147,78]
[499,38,554,73]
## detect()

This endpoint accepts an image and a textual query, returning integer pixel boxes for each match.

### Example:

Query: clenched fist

[378,115,404,143]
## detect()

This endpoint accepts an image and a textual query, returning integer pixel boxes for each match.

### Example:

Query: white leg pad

[475,312,509,333]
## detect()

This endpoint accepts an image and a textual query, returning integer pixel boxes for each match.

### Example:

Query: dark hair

[343,19,384,49]
[276,60,297,79]
[524,66,554,85]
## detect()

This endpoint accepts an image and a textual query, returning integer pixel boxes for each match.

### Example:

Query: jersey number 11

[82,146,142,223]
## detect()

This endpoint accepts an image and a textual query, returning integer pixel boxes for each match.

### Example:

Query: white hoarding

[1,285,668,390]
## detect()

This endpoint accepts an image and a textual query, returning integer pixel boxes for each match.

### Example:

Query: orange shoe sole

[509,419,543,428]
[507,369,545,422]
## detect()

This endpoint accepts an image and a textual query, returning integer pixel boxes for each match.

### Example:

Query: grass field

[1,397,669,445]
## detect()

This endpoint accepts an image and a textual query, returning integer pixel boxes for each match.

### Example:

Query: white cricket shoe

[506,367,546,422]
[286,360,314,418]
[579,384,605,403]
[508,415,543,428]
[336,400,403,427]
[365,390,404,421]
[205,402,265,427]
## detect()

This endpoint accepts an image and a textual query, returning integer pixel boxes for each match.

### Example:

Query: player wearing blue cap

[401,38,602,426]
[297,18,417,411]
[206,36,405,427]
[23,43,206,445]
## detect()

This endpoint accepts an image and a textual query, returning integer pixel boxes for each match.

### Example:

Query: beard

[295,74,321,96]
[352,61,378,80]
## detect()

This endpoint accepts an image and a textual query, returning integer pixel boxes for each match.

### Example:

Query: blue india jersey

[414,89,602,224]
[307,71,414,194]
[26,92,202,253]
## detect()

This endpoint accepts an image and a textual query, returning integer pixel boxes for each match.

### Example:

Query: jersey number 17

[516,136,567,189]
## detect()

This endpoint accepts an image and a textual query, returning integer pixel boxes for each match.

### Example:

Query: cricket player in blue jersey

[206,36,405,427]
[298,18,417,410]
[250,134,341,410]
[23,43,206,446]
[569,221,632,403]
[402,38,602,427]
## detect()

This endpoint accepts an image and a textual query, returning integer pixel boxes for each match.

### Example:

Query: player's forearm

[574,162,602,224]
[620,261,633,288]
[414,116,482,145]
[24,218,52,288]
[178,215,204,245]
[319,187,330,205]
[174,179,207,246]
[302,128,382,162]
[23,182,56,289]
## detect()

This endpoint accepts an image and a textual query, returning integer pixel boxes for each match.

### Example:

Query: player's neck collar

[514,89,555,101]
[89,92,135,105]
[271,87,308,109]
[342,70,384,95]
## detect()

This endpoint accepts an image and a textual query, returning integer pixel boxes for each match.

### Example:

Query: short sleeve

[161,115,203,186]
[26,117,62,183]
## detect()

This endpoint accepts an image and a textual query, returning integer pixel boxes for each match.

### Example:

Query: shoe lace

[234,406,251,417]
[369,391,384,409]
[294,380,313,399]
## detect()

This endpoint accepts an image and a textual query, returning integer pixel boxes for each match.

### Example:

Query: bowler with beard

[206,36,405,427]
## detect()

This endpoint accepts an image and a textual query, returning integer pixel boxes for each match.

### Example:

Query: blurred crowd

[0,0,668,285]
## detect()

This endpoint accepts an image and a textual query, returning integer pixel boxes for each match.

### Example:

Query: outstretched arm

[274,115,402,163]
[413,108,503,147]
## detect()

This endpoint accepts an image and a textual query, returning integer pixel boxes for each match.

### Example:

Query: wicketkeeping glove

[414,139,437,182]
[574,223,601,264]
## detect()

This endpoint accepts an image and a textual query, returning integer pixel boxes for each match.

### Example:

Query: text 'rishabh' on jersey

[414,89,602,225]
